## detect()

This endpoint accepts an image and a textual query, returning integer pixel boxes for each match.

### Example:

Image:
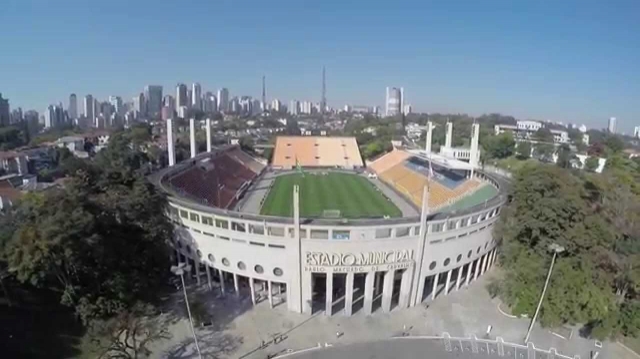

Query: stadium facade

[153,119,507,316]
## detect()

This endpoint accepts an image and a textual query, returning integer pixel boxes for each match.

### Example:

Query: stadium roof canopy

[406,149,475,171]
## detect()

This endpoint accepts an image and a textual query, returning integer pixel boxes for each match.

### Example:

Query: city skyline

[1,1,639,131]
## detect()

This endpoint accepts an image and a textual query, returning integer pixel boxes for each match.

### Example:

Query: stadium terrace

[151,118,507,316]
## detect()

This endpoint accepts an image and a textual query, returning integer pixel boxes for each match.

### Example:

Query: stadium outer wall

[152,161,508,316]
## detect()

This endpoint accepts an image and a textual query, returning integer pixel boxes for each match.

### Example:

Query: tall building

[634,126,640,139]
[608,117,617,134]
[191,83,202,111]
[203,92,216,113]
[0,93,9,126]
[301,101,313,114]
[109,96,124,115]
[403,104,412,115]
[289,100,300,115]
[271,99,282,112]
[133,93,146,115]
[144,85,163,117]
[68,94,78,120]
[10,107,23,124]
[385,87,404,116]
[176,84,188,108]
[217,88,229,112]
[44,104,65,129]
[84,94,94,121]
[163,95,175,113]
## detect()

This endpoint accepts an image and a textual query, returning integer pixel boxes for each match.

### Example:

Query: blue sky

[1,0,639,132]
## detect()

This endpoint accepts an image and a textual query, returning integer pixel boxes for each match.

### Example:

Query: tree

[516,141,532,160]
[556,144,575,169]
[483,132,516,159]
[88,303,171,359]
[585,157,600,172]
[604,135,625,154]
[4,139,172,323]
[533,128,554,143]
[534,143,555,162]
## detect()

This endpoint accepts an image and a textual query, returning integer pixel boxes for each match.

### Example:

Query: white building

[84,95,94,122]
[385,87,404,116]
[68,94,78,120]
[578,124,588,133]
[217,88,229,112]
[56,136,85,152]
[608,117,617,134]
[289,100,299,115]
[176,84,188,108]
[192,83,202,111]
[271,99,282,112]
[634,126,640,139]
[301,101,314,115]
[44,104,65,129]
[177,106,189,119]
[494,120,569,144]
[133,93,146,116]
[109,96,124,116]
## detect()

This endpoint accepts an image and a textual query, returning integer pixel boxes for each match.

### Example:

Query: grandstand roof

[272,136,364,168]
[406,150,475,170]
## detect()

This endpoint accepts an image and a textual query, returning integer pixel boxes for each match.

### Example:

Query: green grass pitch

[260,172,402,218]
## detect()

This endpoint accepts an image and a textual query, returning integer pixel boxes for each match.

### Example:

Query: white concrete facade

[163,176,504,316]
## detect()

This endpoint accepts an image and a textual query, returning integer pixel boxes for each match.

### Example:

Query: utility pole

[523,243,565,344]
[171,263,203,359]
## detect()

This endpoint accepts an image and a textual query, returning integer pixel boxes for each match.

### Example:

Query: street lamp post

[523,243,565,344]
[171,263,203,359]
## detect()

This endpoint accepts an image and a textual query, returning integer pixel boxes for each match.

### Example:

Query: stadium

[152,119,507,316]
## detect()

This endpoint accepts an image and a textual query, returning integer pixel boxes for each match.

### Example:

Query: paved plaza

[153,270,635,359]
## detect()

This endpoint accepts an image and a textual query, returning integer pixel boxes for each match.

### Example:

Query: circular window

[477,246,481,254]
[222,258,230,266]
[254,265,264,274]
[237,261,246,270]
[467,250,472,258]
[208,254,215,262]
[456,254,462,262]
[273,267,283,276]
[196,250,202,258]
[444,258,451,266]
[429,261,436,270]
[185,245,191,253]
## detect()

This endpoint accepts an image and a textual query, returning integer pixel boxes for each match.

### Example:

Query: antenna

[262,75,266,111]
[321,66,326,114]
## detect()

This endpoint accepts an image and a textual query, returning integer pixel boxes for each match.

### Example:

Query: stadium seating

[377,160,484,210]
[272,136,364,169]
[369,149,411,175]
[168,148,259,209]
[227,149,266,174]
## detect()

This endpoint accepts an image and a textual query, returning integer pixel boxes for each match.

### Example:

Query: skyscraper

[68,94,78,120]
[84,94,94,121]
[133,93,146,115]
[608,117,617,134]
[176,84,188,108]
[217,88,229,112]
[192,83,202,111]
[44,104,65,129]
[109,96,124,115]
[0,93,9,127]
[385,87,404,117]
[144,85,163,118]
[163,95,175,113]
[634,126,640,139]
[289,100,300,115]
[203,92,216,113]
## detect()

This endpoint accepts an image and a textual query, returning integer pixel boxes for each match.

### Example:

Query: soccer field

[260,172,402,218]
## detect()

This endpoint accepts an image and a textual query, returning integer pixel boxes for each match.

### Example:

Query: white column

[249,277,256,305]
[233,273,239,296]
[206,118,212,152]
[465,263,473,286]
[474,258,482,281]
[382,270,395,312]
[455,266,463,291]
[364,272,375,315]
[218,269,225,295]
[167,118,175,166]
[345,273,354,316]
[445,121,453,148]
[268,281,274,308]
[325,273,333,316]
[487,251,494,270]
[189,118,196,158]
[398,269,413,308]
[206,265,212,291]
[425,121,434,153]
[431,273,439,300]
[444,269,452,295]
[480,255,487,276]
